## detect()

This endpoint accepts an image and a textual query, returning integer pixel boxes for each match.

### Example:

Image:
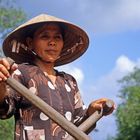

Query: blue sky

[10,0,140,139]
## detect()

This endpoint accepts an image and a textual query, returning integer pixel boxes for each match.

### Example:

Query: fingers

[90,98,108,111]
[103,105,115,116]
[101,99,115,116]
[97,99,115,115]
[87,101,103,116]
[0,58,18,81]
[11,63,18,71]
[0,58,10,81]
[94,98,109,104]
[91,103,102,111]
[88,98,115,116]
[0,58,10,70]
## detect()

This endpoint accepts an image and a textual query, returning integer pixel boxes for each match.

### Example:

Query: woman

[0,14,114,140]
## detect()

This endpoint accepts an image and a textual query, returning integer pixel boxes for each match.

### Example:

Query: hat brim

[2,14,89,66]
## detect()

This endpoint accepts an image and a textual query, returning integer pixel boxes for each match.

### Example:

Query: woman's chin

[44,57,57,63]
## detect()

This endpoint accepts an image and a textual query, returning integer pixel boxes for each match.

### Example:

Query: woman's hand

[0,58,18,81]
[87,98,115,116]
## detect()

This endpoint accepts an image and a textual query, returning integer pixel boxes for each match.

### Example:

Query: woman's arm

[0,58,18,119]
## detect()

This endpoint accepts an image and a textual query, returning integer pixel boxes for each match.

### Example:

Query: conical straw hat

[3,13,89,66]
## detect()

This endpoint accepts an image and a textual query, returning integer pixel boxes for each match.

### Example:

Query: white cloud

[86,55,140,140]
[87,55,138,101]
[69,67,84,84]
[58,55,139,105]
[56,64,84,85]
[115,55,135,73]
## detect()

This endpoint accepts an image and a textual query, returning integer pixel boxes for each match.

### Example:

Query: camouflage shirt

[0,64,87,140]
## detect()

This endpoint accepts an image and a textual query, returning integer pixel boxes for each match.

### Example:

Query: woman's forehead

[36,23,62,33]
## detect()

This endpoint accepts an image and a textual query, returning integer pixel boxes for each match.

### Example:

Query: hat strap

[11,40,52,64]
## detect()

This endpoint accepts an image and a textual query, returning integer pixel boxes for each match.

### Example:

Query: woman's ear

[26,37,33,50]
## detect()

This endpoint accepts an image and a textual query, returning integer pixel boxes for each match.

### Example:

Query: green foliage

[0,0,26,57]
[0,0,26,39]
[112,68,140,140]
[0,117,15,140]
[0,7,26,34]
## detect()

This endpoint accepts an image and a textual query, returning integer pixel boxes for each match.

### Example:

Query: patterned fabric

[0,64,87,140]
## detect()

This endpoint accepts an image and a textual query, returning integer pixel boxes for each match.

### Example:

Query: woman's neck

[35,60,56,75]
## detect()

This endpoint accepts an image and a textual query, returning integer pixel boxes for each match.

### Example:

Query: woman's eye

[55,35,63,40]
[41,34,49,38]
[38,33,63,40]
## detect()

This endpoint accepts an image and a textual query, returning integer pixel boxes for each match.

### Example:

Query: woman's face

[28,23,64,63]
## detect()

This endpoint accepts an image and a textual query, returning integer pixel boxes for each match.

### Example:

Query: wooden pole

[78,100,114,133]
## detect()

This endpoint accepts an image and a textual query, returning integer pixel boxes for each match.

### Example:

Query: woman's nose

[48,40,56,47]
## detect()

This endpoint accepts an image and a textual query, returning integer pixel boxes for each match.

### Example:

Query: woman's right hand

[0,58,18,81]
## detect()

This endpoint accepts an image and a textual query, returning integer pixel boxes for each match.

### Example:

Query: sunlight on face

[32,23,64,63]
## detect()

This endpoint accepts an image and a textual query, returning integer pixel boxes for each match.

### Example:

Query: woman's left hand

[87,98,115,116]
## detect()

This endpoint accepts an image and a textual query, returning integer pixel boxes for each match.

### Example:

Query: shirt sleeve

[73,90,88,126]
[68,75,96,132]
[66,74,88,126]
